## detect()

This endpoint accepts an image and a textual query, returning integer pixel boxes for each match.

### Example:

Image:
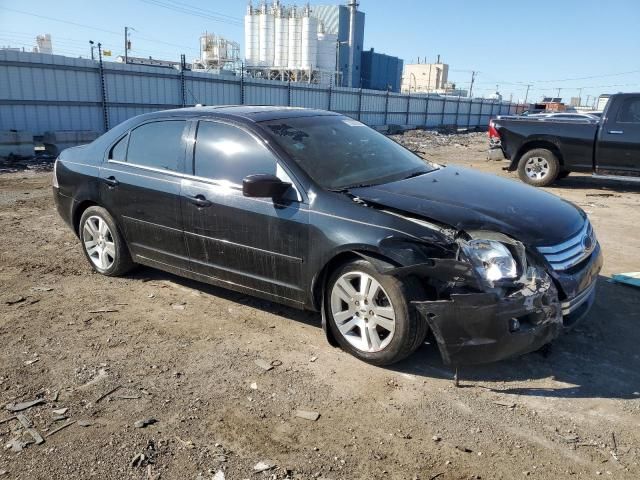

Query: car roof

[138,105,340,123]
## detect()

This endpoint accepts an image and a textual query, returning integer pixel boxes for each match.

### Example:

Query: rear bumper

[487,142,506,161]
[53,186,75,232]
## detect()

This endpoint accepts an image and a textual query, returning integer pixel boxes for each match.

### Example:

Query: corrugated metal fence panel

[332,87,360,118]
[105,62,182,106]
[358,88,386,125]
[292,83,329,109]
[0,51,520,134]
[244,78,288,106]
[185,72,241,106]
[386,93,407,125]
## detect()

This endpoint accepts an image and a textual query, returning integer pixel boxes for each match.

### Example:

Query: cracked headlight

[461,239,518,282]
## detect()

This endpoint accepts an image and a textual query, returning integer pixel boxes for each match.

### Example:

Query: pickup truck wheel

[325,259,427,366]
[518,149,560,187]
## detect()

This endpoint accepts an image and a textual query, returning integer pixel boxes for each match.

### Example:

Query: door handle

[608,130,624,134]
[103,176,119,188]
[186,194,212,208]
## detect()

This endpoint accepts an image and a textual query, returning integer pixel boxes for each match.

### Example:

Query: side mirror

[242,174,292,198]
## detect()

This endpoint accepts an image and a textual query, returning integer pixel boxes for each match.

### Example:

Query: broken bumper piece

[414,273,563,366]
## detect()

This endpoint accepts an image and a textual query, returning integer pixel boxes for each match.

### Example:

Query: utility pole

[524,84,532,104]
[586,94,591,107]
[577,87,583,106]
[89,40,95,61]
[124,26,133,64]
[469,71,476,98]
[556,87,562,98]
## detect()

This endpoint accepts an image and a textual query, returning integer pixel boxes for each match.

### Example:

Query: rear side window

[194,121,277,184]
[126,120,186,171]
[616,98,640,123]
[109,135,128,161]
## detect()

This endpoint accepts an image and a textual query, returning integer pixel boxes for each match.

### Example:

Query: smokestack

[347,0,359,87]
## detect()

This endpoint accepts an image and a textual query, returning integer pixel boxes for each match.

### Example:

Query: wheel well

[515,141,564,166]
[72,200,99,236]
[311,250,400,311]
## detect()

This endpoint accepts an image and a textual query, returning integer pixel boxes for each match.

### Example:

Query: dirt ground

[1,133,639,480]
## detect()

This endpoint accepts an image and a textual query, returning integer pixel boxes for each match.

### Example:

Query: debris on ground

[95,385,122,403]
[46,420,76,437]
[5,398,46,412]
[16,413,44,444]
[3,295,25,305]
[254,359,274,371]
[87,307,120,313]
[611,272,640,288]
[134,418,157,429]
[389,130,487,156]
[295,410,320,421]
[253,460,276,472]
[493,401,516,409]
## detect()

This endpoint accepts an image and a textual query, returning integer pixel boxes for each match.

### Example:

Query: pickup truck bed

[488,93,640,186]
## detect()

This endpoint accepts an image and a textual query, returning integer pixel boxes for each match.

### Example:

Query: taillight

[488,120,500,139]
[52,159,59,188]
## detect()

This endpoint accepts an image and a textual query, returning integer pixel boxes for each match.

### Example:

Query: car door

[99,119,190,269]
[181,119,309,304]
[595,96,640,175]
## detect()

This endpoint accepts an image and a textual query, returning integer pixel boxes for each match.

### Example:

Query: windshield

[261,115,436,190]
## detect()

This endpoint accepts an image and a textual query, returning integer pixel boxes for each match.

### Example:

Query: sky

[1,0,639,104]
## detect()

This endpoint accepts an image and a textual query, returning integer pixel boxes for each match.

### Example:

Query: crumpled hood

[349,166,585,246]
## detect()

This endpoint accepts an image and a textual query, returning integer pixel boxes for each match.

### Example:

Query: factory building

[361,48,403,92]
[401,60,449,93]
[244,1,400,90]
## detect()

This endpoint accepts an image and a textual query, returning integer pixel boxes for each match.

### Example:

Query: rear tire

[517,148,560,187]
[325,259,427,366]
[79,206,135,276]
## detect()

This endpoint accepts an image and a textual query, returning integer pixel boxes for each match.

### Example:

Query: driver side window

[194,121,278,185]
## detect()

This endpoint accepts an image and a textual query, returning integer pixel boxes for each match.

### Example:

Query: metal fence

[0,50,523,135]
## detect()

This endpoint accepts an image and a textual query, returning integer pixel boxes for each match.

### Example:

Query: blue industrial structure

[361,48,403,92]
[312,4,365,88]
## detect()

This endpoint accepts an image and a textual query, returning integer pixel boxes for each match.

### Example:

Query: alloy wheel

[83,215,116,270]
[524,156,550,180]
[330,271,396,353]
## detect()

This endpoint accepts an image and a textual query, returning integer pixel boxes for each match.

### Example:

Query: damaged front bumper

[414,271,565,365]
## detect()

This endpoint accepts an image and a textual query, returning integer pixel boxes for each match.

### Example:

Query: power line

[0,6,200,55]
[138,0,242,26]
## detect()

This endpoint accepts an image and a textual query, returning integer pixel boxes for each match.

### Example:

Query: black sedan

[53,106,603,366]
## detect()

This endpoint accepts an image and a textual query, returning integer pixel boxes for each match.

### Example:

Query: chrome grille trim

[561,281,597,316]
[537,220,595,271]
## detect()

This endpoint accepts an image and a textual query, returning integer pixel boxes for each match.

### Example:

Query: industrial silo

[258,3,274,67]
[317,24,337,76]
[273,2,289,68]
[287,7,301,70]
[244,3,259,66]
[300,5,318,70]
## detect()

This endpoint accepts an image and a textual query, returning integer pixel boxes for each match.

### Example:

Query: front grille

[537,220,596,271]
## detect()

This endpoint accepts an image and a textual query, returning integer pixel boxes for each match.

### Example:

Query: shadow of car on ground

[130,268,640,401]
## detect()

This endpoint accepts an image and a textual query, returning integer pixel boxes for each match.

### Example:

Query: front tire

[517,148,560,187]
[79,206,135,276]
[325,259,427,366]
